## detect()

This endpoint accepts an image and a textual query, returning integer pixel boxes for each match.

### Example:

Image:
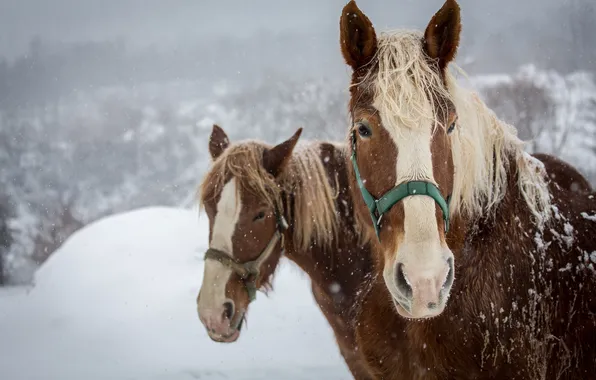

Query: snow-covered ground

[0,207,352,380]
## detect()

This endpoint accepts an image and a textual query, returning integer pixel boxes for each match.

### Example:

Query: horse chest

[311,284,359,351]
[312,282,353,316]
[357,281,539,379]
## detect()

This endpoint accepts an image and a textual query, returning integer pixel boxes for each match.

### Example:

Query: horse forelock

[199,141,276,212]
[369,30,453,135]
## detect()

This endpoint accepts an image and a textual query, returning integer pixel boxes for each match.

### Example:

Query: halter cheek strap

[350,131,451,241]
[204,210,288,303]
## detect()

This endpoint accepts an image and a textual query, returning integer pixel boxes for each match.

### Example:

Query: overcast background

[0,0,594,111]
[0,0,559,59]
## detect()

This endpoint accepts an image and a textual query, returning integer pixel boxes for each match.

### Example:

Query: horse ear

[423,0,461,72]
[263,128,303,177]
[340,0,377,70]
[209,124,229,160]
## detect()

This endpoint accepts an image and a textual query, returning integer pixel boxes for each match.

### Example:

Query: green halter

[350,131,451,240]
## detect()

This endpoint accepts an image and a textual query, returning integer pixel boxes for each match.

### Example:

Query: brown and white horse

[196,125,374,379]
[339,0,596,378]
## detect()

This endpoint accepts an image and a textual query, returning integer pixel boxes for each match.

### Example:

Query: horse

[338,0,596,378]
[196,124,374,380]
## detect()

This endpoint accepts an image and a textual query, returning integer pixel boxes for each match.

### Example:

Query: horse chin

[391,297,444,320]
[207,312,245,343]
[207,329,240,343]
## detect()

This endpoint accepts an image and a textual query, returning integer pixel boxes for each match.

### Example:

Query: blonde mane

[364,30,552,226]
[199,140,340,252]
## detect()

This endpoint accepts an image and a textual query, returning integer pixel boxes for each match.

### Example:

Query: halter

[204,209,289,303]
[350,131,451,240]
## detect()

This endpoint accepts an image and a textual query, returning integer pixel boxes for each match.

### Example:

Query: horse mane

[199,140,340,252]
[361,30,552,226]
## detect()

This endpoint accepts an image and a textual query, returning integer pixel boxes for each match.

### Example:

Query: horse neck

[451,154,546,290]
[456,151,525,231]
[280,142,371,302]
[281,211,371,307]
[282,231,335,288]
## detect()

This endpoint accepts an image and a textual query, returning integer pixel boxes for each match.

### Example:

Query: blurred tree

[0,194,14,286]
[481,78,555,153]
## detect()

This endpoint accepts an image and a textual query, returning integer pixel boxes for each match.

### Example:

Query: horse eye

[357,122,372,138]
[253,211,265,221]
[447,122,456,134]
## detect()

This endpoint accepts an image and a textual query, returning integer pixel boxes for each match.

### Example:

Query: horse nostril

[442,258,455,291]
[222,301,234,321]
[395,263,413,299]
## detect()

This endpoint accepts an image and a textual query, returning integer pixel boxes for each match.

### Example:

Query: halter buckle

[373,199,383,226]
[245,281,258,303]
[376,213,383,227]
[278,215,289,231]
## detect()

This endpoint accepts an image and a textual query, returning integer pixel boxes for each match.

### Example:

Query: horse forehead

[210,178,242,253]
[373,94,435,142]
[378,115,434,152]
[216,178,241,216]
[375,110,437,183]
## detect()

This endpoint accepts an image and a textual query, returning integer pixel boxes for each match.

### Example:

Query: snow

[473,65,596,174]
[581,212,596,222]
[562,222,575,248]
[0,207,352,380]
[558,263,573,272]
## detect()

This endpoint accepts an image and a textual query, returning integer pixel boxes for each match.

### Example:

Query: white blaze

[386,119,442,247]
[379,110,452,308]
[198,179,242,312]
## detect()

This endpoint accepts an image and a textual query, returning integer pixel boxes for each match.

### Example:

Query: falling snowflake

[329,282,341,294]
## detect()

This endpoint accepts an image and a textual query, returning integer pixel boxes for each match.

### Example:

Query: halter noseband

[350,131,451,240]
[204,209,289,303]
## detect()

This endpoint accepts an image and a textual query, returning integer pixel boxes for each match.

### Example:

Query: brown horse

[196,124,374,379]
[338,0,596,378]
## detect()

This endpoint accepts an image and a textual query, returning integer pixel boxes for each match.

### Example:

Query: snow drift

[0,207,351,380]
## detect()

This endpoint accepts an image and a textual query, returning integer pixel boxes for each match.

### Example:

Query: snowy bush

[0,194,14,285]
[474,65,596,183]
